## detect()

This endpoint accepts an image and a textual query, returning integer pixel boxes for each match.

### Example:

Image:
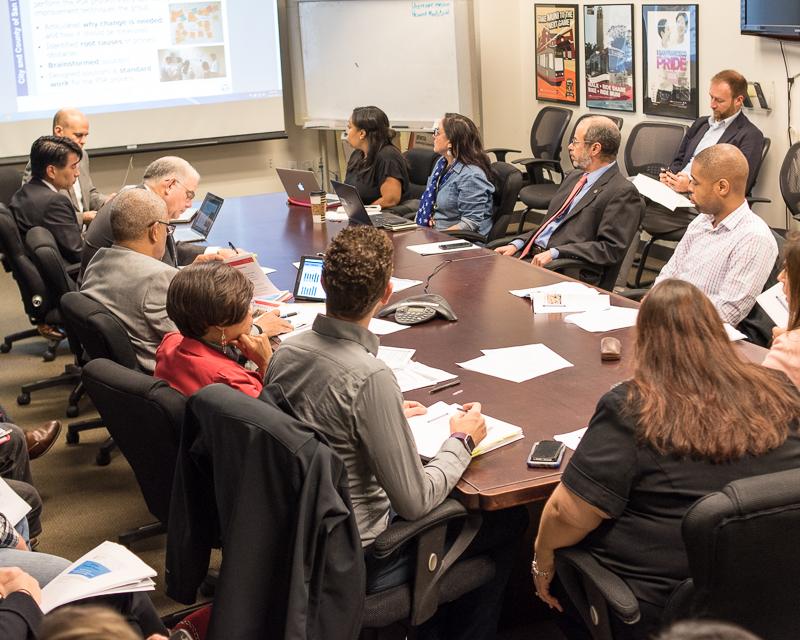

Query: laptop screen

[330,180,373,226]
[191,193,224,236]
[293,256,326,301]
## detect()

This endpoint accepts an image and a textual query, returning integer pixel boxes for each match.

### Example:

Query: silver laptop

[330,180,417,231]
[276,168,339,206]
[173,193,224,243]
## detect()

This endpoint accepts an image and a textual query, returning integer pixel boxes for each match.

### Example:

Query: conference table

[206,192,768,511]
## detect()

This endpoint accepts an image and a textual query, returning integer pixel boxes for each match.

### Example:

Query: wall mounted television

[741,0,800,39]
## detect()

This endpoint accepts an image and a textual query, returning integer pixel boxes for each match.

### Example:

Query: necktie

[520,173,588,260]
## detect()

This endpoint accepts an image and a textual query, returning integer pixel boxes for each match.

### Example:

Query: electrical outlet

[267,157,273,169]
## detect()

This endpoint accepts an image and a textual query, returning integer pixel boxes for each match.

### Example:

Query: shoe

[25,421,62,460]
[36,324,65,341]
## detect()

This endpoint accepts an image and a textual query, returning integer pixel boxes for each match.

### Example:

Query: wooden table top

[208,193,768,510]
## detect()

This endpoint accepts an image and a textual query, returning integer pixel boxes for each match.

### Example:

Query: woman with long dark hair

[344,106,410,207]
[532,279,800,639]
[416,112,495,235]
[763,232,800,387]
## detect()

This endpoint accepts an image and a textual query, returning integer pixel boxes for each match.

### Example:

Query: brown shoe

[25,421,62,460]
[36,324,65,341]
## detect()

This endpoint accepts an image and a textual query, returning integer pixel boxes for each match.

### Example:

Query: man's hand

[254,309,294,337]
[494,245,518,257]
[449,402,487,446]
[230,333,273,371]
[193,248,238,263]
[532,250,554,268]
[82,210,97,225]
[402,400,427,418]
[660,170,690,193]
[0,568,41,604]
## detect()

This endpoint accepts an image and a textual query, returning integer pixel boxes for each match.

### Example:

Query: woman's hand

[773,326,787,340]
[402,400,427,418]
[254,309,294,337]
[531,552,562,612]
[231,333,273,372]
[0,567,41,604]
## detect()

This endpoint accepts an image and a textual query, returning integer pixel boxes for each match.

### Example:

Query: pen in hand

[228,241,239,254]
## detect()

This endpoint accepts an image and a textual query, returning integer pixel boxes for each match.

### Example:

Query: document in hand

[224,252,286,299]
[407,401,524,458]
[631,174,693,211]
[757,282,789,329]
[40,541,157,614]
[457,344,573,383]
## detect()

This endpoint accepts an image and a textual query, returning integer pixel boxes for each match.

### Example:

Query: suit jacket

[80,246,178,372]
[23,150,107,213]
[167,383,365,640]
[668,111,764,193]
[514,163,644,268]
[9,179,83,264]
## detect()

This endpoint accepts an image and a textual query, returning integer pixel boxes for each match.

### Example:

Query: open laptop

[173,192,224,243]
[276,168,340,207]
[330,180,417,231]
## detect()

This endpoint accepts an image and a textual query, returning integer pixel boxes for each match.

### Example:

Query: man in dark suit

[10,136,84,264]
[495,116,643,283]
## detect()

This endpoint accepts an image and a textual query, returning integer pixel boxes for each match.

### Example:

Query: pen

[429,378,461,394]
[280,311,298,319]
[228,241,239,254]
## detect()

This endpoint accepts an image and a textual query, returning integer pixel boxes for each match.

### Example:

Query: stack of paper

[564,306,639,332]
[757,282,789,328]
[457,344,573,383]
[509,281,596,299]
[224,252,290,300]
[407,401,524,458]
[393,361,457,393]
[377,346,416,370]
[631,174,693,211]
[533,292,610,314]
[40,541,157,614]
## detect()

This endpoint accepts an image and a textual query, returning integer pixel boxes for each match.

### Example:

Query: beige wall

[82,0,800,229]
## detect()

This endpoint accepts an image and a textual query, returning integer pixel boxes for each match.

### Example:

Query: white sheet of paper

[631,174,693,211]
[224,252,279,298]
[532,293,611,314]
[276,302,325,341]
[292,261,300,269]
[325,210,349,221]
[392,361,456,393]
[564,306,639,332]
[757,282,789,329]
[724,323,747,342]
[554,427,588,451]
[203,245,220,255]
[377,346,416,370]
[369,317,410,336]
[390,277,423,293]
[509,281,597,299]
[407,402,524,458]
[261,266,277,275]
[406,240,481,256]
[0,476,32,526]
[457,344,573,383]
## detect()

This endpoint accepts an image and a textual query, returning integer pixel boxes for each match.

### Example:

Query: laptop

[276,168,340,207]
[173,192,224,243]
[330,180,417,231]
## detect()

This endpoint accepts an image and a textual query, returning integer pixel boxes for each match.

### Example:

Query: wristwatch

[450,432,475,454]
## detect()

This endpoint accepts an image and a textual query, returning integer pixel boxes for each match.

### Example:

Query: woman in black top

[344,106,410,208]
[532,279,800,639]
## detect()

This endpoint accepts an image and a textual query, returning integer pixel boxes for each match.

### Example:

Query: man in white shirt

[654,143,777,326]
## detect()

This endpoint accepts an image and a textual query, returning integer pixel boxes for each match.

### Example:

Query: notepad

[631,174,693,211]
[757,282,789,328]
[407,402,524,458]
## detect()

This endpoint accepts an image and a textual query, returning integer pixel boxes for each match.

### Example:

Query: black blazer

[668,112,764,193]
[9,179,82,264]
[515,163,644,268]
[166,383,365,640]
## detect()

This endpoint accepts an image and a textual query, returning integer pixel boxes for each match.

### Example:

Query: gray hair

[109,188,168,243]
[141,156,199,185]
[583,116,621,159]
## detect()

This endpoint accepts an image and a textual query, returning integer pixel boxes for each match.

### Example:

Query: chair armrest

[486,236,518,250]
[747,196,772,205]
[513,158,563,172]
[556,547,640,624]
[371,498,468,559]
[444,229,486,244]
[616,288,648,302]
[66,262,80,277]
[486,147,521,162]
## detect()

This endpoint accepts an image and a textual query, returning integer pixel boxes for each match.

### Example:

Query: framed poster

[535,4,580,105]
[642,4,699,119]
[584,4,635,112]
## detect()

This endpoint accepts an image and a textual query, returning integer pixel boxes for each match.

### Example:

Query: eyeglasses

[152,220,176,235]
[433,127,441,137]
[570,138,587,145]
[174,178,196,201]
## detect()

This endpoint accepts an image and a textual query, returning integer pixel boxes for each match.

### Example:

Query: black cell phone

[439,241,473,250]
[527,440,566,468]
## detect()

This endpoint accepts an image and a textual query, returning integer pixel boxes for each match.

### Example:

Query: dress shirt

[512,161,616,257]
[655,200,777,325]
[681,110,741,176]
[72,179,84,213]
[266,314,471,546]
[0,513,19,549]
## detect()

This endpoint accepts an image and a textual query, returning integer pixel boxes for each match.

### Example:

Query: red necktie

[520,173,588,259]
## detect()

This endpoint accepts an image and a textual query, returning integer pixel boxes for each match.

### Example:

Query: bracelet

[531,558,553,580]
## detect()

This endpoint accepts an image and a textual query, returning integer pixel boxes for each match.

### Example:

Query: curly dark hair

[322,226,393,320]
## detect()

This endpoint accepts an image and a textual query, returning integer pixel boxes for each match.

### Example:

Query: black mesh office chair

[517,113,624,217]
[780,141,800,221]
[82,358,184,545]
[0,205,63,360]
[404,148,439,200]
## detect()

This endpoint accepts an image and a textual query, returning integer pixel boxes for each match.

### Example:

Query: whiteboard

[287,0,480,128]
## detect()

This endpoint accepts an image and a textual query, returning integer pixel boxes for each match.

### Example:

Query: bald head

[110,188,168,244]
[142,156,199,186]
[52,109,89,149]
[582,116,621,159]
[693,144,749,197]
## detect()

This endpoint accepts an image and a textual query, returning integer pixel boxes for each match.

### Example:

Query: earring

[219,327,227,346]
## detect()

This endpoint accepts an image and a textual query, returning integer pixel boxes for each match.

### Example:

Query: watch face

[464,434,475,453]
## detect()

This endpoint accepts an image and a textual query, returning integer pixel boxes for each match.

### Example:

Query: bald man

[23,108,110,226]
[654,143,777,325]
[495,116,644,285]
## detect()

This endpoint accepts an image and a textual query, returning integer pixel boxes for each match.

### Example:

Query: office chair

[61,291,140,465]
[404,148,439,200]
[0,167,22,207]
[446,161,525,245]
[82,358,183,546]
[166,384,495,640]
[779,141,800,221]
[634,135,771,287]
[516,114,624,220]
[0,205,62,360]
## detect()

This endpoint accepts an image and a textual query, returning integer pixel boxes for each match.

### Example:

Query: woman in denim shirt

[416,113,495,236]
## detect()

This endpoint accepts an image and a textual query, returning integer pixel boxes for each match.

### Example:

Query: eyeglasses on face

[152,220,177,235]
[174,178,196,201]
